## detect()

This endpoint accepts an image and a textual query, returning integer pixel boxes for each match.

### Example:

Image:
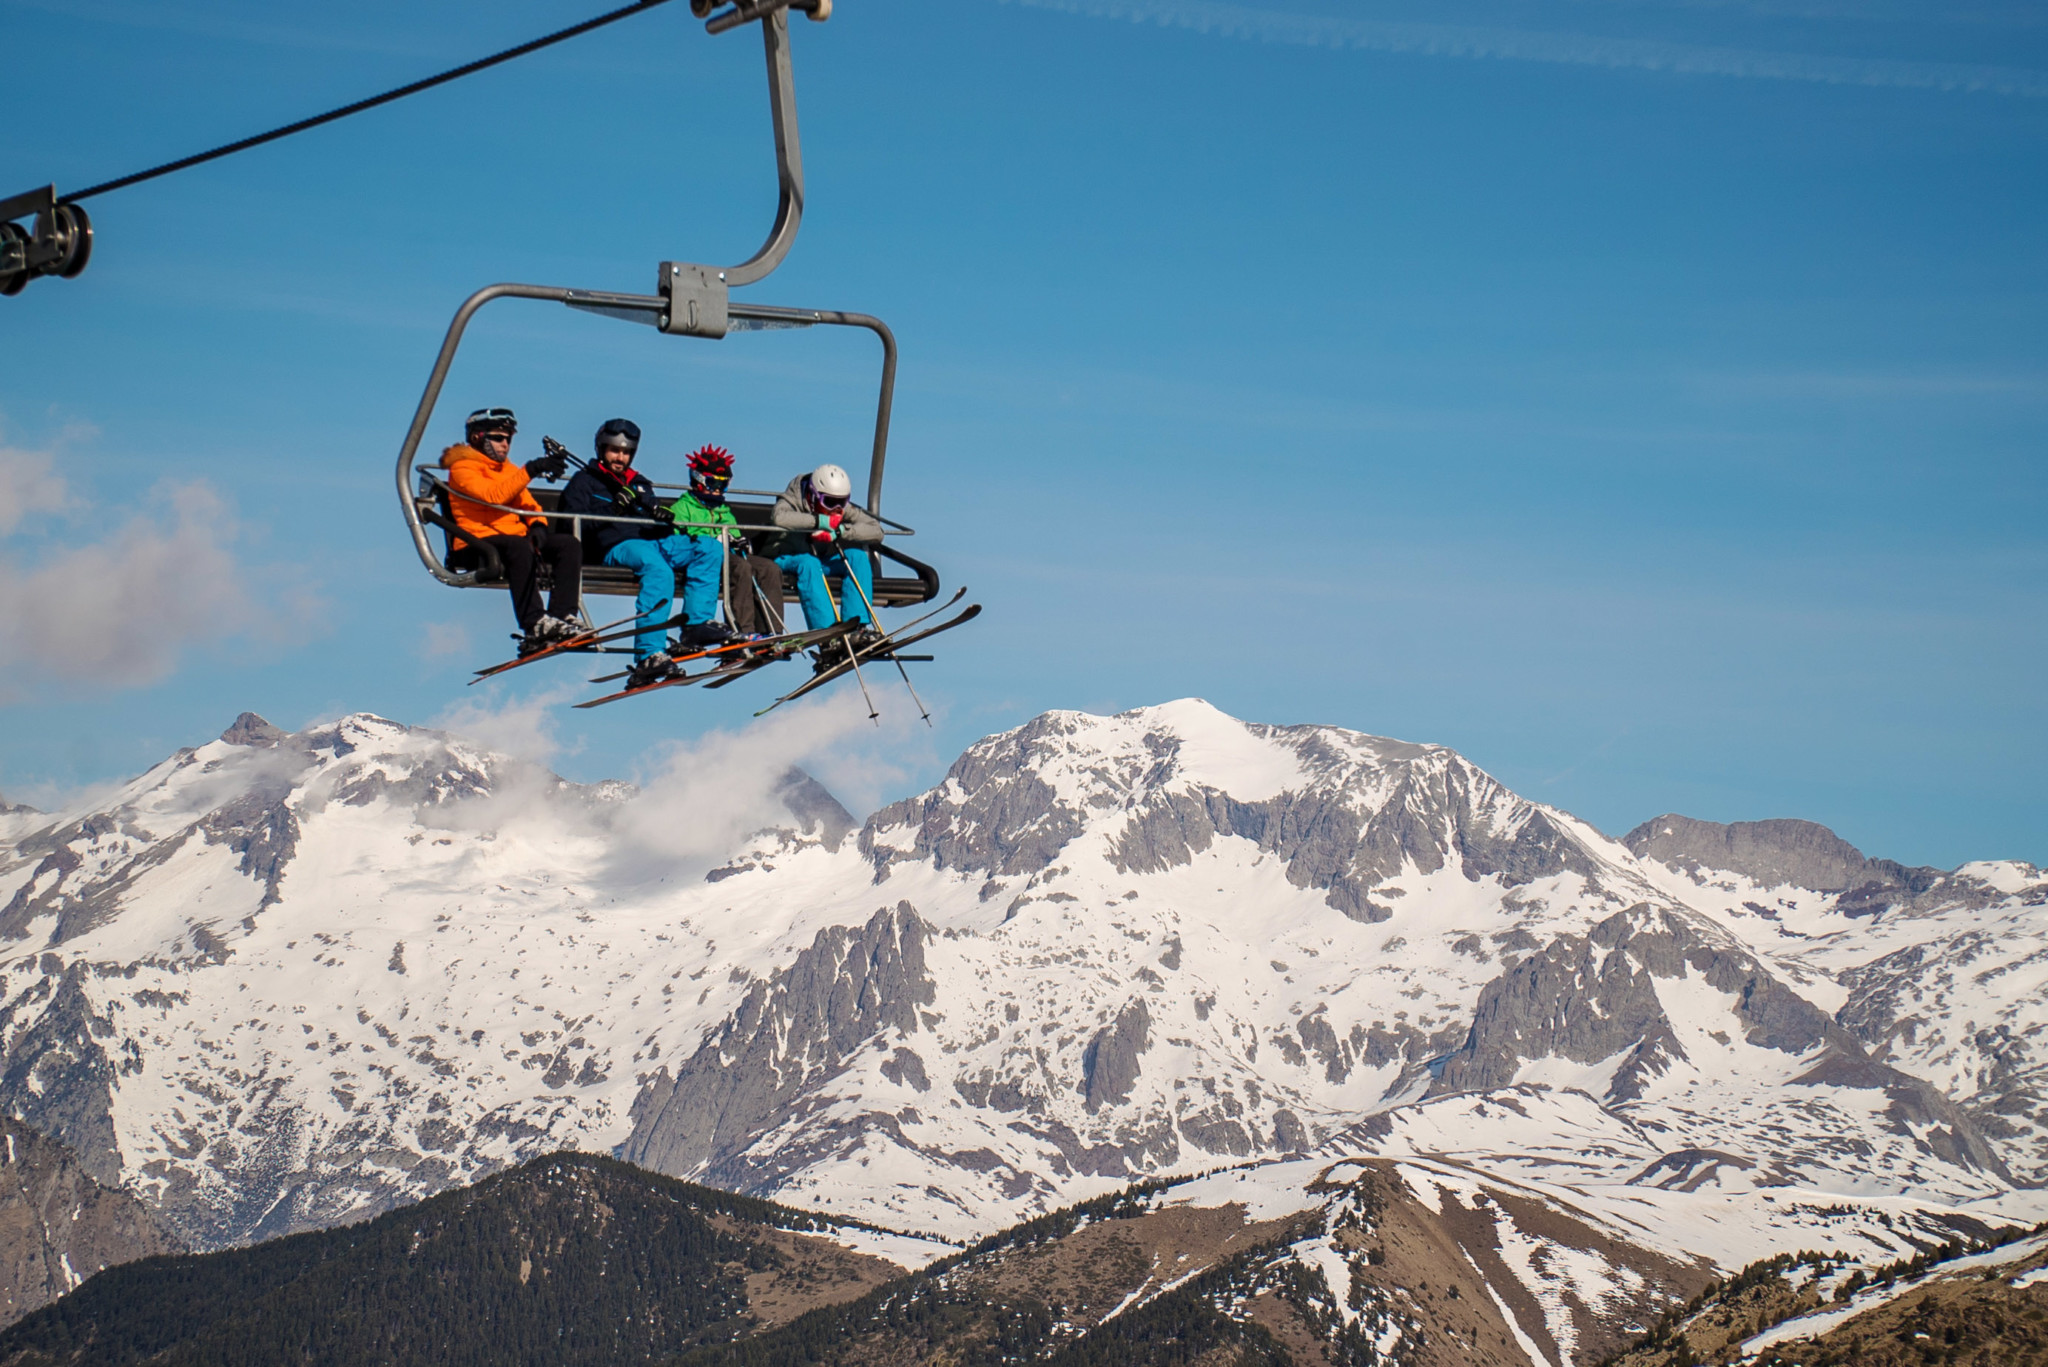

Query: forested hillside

[0,1153,906,1367]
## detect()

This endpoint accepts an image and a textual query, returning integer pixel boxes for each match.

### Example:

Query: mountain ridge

[0,699,2040,1360]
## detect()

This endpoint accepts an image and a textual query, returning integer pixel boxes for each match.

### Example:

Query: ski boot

[673,621,740,651]
[626,653,681,689]
[811,636,853,676]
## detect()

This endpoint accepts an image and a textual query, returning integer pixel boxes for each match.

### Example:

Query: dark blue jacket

[560,465,663,562]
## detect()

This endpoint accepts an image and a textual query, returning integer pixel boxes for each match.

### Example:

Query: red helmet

[688,444,734,479]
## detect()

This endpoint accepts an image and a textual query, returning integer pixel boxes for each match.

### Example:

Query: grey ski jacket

[764,474,883,556]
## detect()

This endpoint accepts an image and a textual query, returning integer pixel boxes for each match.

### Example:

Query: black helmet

[595,418,641,454]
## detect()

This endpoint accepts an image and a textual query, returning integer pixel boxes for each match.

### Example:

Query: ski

[697,586,969,691]
[754,603,981,717]
[467,611,646,683]
[571,622,856,710]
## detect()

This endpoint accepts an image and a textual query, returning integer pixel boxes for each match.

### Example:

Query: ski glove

[527,520,552,550]
[649,505,676,527]
[524,451,568,481]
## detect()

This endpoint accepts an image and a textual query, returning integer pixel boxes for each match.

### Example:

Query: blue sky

[1,0,2043,868]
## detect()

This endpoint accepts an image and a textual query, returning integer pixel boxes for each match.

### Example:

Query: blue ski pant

[605,535,724,659]
[775,550,873,630]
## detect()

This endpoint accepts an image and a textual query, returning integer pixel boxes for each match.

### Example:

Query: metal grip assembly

[693,0,830,35]
[659,262,730,337]
[0,187,92,297]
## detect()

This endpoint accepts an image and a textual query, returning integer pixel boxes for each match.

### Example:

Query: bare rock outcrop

[1622,813,1944,910]
[0,1115,180,1327]
[621,904,937,1189]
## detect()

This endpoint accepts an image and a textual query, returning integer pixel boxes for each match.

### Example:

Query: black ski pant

[480,531,581,632]
[728,552,786,636]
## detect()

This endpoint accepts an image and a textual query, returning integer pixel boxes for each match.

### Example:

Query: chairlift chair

[394,1,940,622]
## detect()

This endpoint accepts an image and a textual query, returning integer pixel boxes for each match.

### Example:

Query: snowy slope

[0,701,2041,1299]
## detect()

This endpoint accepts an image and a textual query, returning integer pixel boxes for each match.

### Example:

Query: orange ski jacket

[443,444,547,545]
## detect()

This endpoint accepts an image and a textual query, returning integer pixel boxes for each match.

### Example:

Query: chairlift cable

[63,0,677,204]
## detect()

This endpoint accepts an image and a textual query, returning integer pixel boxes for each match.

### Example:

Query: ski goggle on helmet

[809,462,852,509]
[465,407,517,438]
[595,417,640,457]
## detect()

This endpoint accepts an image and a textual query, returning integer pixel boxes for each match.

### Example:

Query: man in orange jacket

[444,407,583,654]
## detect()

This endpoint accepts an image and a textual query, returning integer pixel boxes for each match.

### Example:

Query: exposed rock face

[1429,903,2018,1188]
[1831,926,2048,1183]
[862,705,1604,920]
[0,1115,180,1328]
[1083,1000,1151,1112]
[621,904,937,1189]
[0,963,121,1185]
[1432,905,1843,1101]
[772,768,856,853]
[1624,815,1872,890]
[1623,813,1943,907]
[219,712,284,748]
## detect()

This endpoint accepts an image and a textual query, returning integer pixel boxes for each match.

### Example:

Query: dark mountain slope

[0,1152,905,1367]
[0,1117,180,1329]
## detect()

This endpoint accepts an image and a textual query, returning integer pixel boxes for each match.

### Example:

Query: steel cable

[64,0,676,203]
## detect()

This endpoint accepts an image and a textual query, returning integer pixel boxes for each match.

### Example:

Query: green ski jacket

[667,488,739,538]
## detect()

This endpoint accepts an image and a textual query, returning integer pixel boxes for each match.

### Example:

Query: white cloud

[429,683,581,769]
[498,689,933,886]
[418,620,473,661]
[0,419,324,699]
[412,685,927,887]
[1003,0,2048,97]
[0,439,71,534]
[0,479,277,692]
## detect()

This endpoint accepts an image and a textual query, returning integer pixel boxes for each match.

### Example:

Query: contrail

[1002,0,2048,98]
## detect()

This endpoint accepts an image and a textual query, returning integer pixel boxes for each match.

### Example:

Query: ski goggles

[815,492,849,510]
[465,406,517,432]
[695,472,731,491]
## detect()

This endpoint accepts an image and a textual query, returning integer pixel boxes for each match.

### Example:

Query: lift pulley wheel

[0,194,90,296]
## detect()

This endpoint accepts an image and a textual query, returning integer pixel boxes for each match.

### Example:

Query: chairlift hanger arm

[726,7,805,287]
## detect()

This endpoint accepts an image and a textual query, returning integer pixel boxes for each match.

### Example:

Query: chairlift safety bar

[412,469,911,540]
[415,468,916,534]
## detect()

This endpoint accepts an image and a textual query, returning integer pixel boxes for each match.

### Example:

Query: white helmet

[809,463,853,502]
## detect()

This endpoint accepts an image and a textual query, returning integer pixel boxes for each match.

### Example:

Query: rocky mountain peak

[1620,811,1961,925]
[862,699,1605,922]
[1623,813,1883,891]
[219,711,284,748]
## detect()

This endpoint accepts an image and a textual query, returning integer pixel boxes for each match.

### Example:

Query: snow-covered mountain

[0,701,2041,1312]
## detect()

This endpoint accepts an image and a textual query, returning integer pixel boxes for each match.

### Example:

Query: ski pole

[720,529,733,631]
[815,542,879,722]
[837,541,930,727]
